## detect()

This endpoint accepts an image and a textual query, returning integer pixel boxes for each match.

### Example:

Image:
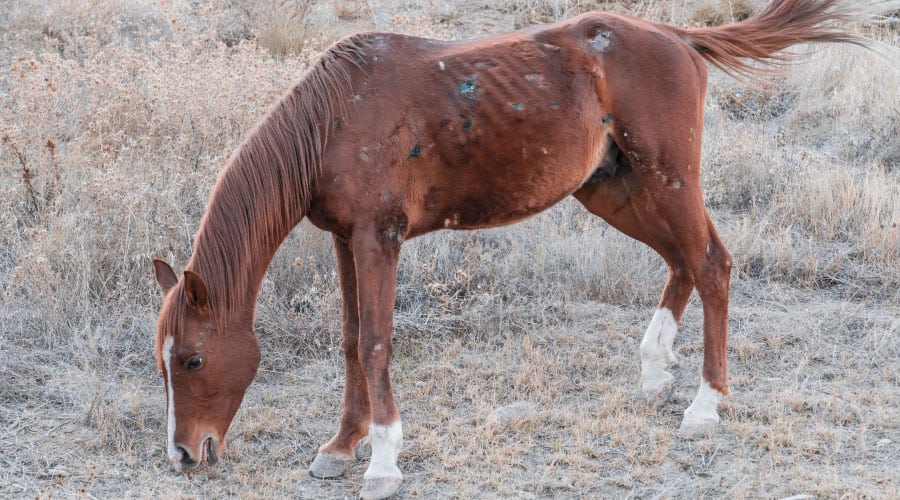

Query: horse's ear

[182,270,209,310]
[153,259,178,294]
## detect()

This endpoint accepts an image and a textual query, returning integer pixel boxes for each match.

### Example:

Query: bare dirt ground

[1,1,898,498]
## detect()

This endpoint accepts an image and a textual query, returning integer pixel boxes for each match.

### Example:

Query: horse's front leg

[351,229,403,500]
[309,235,372,478]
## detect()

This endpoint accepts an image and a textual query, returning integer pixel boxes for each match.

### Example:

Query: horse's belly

[411,141,600,234]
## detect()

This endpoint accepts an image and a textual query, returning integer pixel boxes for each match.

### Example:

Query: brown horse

[152,1,862,498]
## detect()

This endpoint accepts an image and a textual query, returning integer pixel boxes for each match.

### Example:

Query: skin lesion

[590,29,613,52]
[377,208,409,248]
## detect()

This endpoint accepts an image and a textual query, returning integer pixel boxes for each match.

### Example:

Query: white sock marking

[682,379,721,428]
[162,335,181,464]
[640,308,677,394]
[364,421,403,480]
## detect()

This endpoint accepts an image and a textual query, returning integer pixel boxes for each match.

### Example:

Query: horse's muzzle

[171,436,220,472]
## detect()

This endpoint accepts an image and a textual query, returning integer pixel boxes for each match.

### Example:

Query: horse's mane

[161,35,370,345]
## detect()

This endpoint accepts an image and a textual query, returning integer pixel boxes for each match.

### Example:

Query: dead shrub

[691,0,755,26]
[334,1,368,21]
[255,0,314,57]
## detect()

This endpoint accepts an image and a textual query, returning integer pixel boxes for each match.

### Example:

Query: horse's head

[152,259,260,472]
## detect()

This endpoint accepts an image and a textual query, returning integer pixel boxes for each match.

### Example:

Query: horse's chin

[172,455,202,474]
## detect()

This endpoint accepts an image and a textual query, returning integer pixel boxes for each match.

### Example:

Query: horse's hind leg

[661,201,732,438]
[574,169,694,406]
[589,31,733,436]
[604,132,732,438]
[580,154,733,437]
[309,235,373,478]
[674,212,732,438]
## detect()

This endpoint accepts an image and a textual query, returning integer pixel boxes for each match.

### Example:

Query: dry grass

[690,0,755,26]
[1,0,898,498]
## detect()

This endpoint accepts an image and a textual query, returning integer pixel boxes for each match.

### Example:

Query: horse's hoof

[642,371,675,406]
[359,476,402,500]
[308,452,353,479]
[678,411,719,439]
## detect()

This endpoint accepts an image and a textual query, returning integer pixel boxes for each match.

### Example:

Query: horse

[152,1,863,498]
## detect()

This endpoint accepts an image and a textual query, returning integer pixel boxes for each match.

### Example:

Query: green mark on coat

[459,76,480,103]
[460,76,478,93]
[601,113,614,124]
[408,143,422,159]
[548,102,560,110]
[463,118,473,130]
[511,103,524,111]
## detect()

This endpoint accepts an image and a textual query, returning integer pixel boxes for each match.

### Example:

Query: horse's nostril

[177,446,196,466]
[205,438,219,465]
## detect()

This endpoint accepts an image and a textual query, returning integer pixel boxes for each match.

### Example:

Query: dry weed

[691,0,755,26]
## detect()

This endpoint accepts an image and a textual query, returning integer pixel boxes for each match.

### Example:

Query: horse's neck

[183,51,348,320]
[186,159,303,321]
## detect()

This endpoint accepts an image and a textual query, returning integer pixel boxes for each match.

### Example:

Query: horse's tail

[678,0,866,79]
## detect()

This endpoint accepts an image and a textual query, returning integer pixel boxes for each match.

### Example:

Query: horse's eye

[186,354,204,370]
